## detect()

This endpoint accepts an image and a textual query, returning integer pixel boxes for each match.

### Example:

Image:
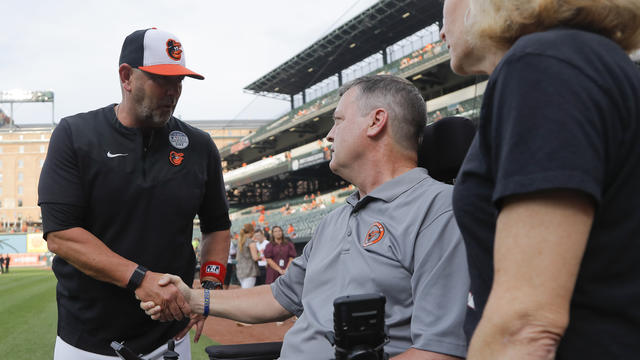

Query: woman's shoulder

[505,28,624,69]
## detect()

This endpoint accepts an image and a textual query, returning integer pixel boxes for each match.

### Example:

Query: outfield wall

[0,233,49,267]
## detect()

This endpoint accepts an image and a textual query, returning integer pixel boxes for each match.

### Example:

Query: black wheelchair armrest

[206,341,283,360]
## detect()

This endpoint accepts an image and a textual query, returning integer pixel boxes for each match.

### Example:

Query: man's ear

[119,64,134,92]
[366,108,389,138]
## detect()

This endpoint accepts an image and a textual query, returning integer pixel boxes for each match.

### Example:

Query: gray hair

[339,75,426,152]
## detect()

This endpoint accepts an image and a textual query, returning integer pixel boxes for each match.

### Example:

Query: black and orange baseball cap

[119,28,204,80]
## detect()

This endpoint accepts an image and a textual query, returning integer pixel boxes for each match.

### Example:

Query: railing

[427,95,483,123]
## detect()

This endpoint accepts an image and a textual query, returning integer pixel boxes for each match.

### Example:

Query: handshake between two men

[139,274,294,343]
[139,274,209,322]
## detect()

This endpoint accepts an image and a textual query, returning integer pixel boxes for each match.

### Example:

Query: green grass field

[0,267,218,359]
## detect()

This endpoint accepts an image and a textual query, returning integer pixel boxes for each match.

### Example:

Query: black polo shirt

[453,28,640,358]
[38,104,230,355]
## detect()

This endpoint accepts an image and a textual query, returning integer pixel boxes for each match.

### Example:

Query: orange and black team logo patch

[166,39,183,61]
[169,151,184,166]
[363,222,385,247]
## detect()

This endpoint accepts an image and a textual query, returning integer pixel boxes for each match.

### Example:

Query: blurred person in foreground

[38,28,231,359]
[264,225,296,284]
[440,0,640,358]
[142,75,469,359]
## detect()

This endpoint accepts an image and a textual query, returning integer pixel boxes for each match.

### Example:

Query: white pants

[54,335,191,360]
[239,276,256,288]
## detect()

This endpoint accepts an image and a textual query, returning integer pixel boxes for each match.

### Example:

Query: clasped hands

[138,273,196,321]
[136,272,205,341]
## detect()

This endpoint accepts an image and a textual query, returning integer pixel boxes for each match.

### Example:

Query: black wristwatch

[201,280,223,290]
[126,265,148,291]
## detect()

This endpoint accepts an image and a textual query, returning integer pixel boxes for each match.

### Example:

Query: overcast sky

[0,0,379,124]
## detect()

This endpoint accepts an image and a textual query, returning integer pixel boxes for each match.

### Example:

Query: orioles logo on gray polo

[363,222,385,247]
[166,39,183,61]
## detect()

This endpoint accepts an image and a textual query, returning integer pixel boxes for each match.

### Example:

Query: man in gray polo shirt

[142,75,469,359]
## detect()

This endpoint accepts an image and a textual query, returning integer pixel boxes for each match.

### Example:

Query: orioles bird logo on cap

[363,222,385,247]
[166,39,183,61]
[169,151,184,166]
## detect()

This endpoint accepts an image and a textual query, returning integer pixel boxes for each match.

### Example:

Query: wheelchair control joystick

[330,293,390,360]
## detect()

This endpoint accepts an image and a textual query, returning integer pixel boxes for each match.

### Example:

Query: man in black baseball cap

[39,28,231,359]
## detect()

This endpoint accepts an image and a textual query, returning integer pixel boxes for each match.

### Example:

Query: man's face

[326,87,369,179]
[130,69,184,127]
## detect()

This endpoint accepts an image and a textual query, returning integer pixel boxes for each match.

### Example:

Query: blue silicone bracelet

[203,289,210,317]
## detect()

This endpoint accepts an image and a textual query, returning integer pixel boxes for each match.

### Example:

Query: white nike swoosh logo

[107,151,128,158]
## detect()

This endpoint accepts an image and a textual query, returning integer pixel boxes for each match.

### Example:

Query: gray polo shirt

[272,168,469,359]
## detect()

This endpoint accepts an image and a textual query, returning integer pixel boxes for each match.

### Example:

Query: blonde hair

[468,0,640,52]
[238,223,254,254]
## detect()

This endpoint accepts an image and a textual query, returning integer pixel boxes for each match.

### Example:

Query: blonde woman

[441,0,640,358]
[235,223,260,288]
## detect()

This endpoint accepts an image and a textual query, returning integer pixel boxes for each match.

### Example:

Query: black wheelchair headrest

[418,116,476,185]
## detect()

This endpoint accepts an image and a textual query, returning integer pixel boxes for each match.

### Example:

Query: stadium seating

[229,187,352,241]
[427,95,483,123]
[219,41,452,159]
[206,116,477,360]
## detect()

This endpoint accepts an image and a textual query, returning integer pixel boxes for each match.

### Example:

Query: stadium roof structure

[185,119,272,129]
[244,0,444,96]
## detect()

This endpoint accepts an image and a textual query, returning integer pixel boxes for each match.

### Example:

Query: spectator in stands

[235,223,260,288]
[263,225,271,241]
[264,226,296,285]
[142,74,468,359]
[223,235,237,290]
[38,28,231,359]
[441,0,640,358]
[253,228,269,285]
[286,223,296,238]
[192,237,201,268]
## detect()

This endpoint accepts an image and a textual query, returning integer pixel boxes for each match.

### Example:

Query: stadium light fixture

[402,12,411,19]
[349,43,357,48]
[412,74,423,80]
[0,89,54,103]
[0,89,56,125]
[313,117,320,122]
[307,67,314,72]
[289,127,297,132]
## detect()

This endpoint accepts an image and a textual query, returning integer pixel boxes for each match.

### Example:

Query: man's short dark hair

[339,75,426,152]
